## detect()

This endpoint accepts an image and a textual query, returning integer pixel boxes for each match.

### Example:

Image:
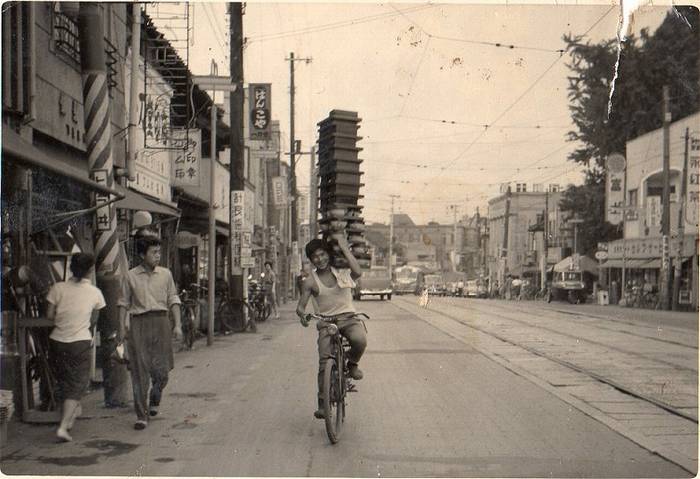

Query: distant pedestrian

[118,236,182,431]
[46,253,106,442]
[419,287,431,308]
[263,261,279,319]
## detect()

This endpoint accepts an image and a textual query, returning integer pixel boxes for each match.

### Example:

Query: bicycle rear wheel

[183,306,196,349]
[322,358,344,444]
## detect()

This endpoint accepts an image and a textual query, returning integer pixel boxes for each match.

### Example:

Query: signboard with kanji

[646,196,661,228]
[271,176,287,207]
[231,190,244,273]
[171,129,201,187]
[124,51,173,202]
[249,84,271,141]
[605,153,626,225]
[92,169,112,232]
[687,131,700,227]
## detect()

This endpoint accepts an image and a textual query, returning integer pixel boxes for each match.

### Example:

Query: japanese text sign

[249,84,271,141]
[605,153,625,225]
[92,169,112,232]
[170,129,201,187]
[687,131,700,226]
[271,176,287,207]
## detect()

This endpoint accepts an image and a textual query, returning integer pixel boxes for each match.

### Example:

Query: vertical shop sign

[605,153,626,225]
[171,129,201,186]
[92,169,112,232]
[687,132,700,227]
[647,196,662,228]
[249,84,271,140]
[272,176,287,207]
[231,190,244,270]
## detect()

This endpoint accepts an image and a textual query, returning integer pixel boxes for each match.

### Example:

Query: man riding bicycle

[296,235,367,420]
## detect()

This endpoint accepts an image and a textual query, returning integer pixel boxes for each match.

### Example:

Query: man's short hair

[136,235,162,256]
[264,260,273,268]
[70,253,95,279]
[305,238,330,259]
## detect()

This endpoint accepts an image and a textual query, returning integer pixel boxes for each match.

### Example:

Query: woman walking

[46,253,106,442]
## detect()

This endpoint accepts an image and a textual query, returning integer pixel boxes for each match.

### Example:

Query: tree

[564,7,699,170]
[559,181,620,257]
[560,7,699,253]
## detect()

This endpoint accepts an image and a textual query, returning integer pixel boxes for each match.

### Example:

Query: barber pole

[79,3,118,275]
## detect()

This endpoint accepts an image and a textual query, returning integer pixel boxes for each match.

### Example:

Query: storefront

[2,128,126,422]
[602,235,698,309]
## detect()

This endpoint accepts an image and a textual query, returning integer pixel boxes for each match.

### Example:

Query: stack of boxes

[316,110,371,269]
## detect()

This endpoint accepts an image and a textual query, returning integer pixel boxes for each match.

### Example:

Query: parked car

[354,267,393,300]
[465,279,488,298]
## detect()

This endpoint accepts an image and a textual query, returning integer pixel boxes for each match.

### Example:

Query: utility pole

[448,204,459,272]
[309,145,318,239]
[661,85,672,310]
[229,3,245,321]
[672,128,690,310]
[389,195,400,275]
[502,185,512,280]
[285,52,312,245]
[542,188,549,290]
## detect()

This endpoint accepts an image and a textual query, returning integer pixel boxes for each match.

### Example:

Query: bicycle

[179,283,206,350]
[305,312,369,444]
[216,288,258,334]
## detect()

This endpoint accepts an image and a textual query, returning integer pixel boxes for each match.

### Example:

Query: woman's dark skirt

[49,338,92,401]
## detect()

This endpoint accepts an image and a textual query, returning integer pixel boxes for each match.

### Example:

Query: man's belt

[132,310,168,318]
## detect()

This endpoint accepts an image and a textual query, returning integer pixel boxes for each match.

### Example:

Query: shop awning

[115,185,180,217]
[216,225,229,236]
[602,258,655,268]
[3,128,122,198]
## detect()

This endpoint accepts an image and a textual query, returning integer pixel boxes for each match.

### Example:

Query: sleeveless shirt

[310,267,356,316]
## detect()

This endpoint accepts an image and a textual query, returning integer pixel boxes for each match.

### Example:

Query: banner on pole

[231,190,244,272]
[249,84,271,141]
[92,169,112,232]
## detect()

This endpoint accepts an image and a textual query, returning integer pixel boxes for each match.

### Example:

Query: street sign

[594,251,608,261]
[605,153,626,226]
[686,131,699,227]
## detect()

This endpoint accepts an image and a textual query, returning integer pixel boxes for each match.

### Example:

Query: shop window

[53,3,81,65]
[629,188,638,207]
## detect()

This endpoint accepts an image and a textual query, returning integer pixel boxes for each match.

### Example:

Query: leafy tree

[564,7,699,170]
[559,7,699,254]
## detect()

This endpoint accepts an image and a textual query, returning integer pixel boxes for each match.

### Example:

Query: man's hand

[299,314,310,327]
[330,232,349,248]
[118,324,128,342]
[172,326,183,341]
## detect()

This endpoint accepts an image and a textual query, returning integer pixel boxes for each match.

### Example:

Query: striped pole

[78,4,118,275]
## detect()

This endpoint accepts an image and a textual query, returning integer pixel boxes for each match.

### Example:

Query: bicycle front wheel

[322,358,344,444]
[183,306,196,349]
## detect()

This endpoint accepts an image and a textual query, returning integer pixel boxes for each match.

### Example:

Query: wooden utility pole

[542,188,549,290]
[229,3,245,320]
[502,185,512,279]
[660,85,672,310]
[285,52,312,244]
[672,128,690,310]
[389,195,400,275]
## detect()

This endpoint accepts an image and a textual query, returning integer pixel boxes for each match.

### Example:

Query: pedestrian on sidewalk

[118,236,182,431]
[46,253,106,442]
[263,261,280,319]
[296,236,367,420]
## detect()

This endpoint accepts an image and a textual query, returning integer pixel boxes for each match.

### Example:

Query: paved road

[1,299,692,477]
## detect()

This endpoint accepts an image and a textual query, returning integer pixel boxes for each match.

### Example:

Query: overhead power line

[247,4,436,43]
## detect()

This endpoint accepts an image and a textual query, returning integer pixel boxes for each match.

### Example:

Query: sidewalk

[0,302,299,463]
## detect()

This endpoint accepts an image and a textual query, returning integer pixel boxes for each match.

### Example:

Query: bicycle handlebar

[305,312,370,322]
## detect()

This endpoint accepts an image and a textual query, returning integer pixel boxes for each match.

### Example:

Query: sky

[165,1,671,226]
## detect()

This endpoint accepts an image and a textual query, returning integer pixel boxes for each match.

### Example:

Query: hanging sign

[92,169,112,232]
[686,131,700,227]
[249,84,271,141]
[605,153,626,225]
[171,129,201,187]
[272,176,287,207]
[231,190,244,272]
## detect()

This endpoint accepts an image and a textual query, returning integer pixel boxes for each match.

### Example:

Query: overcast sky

[176,1,669,225]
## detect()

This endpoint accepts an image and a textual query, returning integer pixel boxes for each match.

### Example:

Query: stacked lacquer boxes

[316,110,371,269]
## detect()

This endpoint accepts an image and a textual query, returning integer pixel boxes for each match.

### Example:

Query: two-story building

[602,112,699,309]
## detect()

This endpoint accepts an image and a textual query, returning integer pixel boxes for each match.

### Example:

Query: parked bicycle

[248,278,271,323]
[305,312,369,444]
[216,287,259,334]
[179,283,206,350]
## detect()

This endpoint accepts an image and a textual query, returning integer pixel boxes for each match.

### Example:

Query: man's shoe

[134,420,148,430]
[313,408,325,419]
[348,363,363,380]
[149,406,159,417]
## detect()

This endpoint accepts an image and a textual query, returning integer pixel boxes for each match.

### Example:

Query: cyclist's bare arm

[296,277,317,322]
[329,232,362,280]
